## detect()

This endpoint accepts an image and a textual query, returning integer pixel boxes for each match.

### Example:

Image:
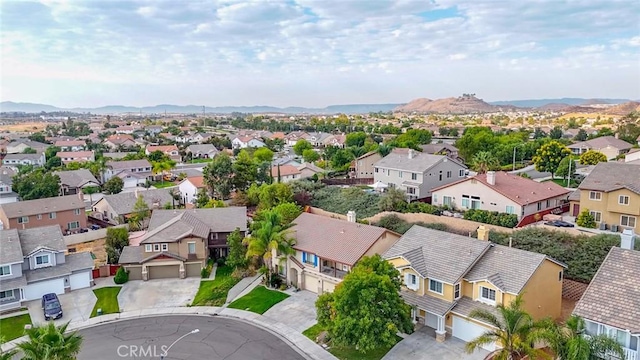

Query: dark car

[544,220,575,228]
[90,224,101,230]
[42,293,63,320]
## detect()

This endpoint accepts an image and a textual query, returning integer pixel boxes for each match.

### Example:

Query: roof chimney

[620,229,636,250]
[477,225,490,241]
[346,211,356,223]
[408,149,415,159]
[486,171,496,186]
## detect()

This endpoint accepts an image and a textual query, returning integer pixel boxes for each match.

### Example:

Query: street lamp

[160,329,200,359]
[512,144,525,171]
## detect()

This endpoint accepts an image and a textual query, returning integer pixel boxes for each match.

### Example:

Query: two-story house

[6,139,48,154]
[0,194,88,234]
[118,207,247,280]
[568,136,633,160]
[431,171,570,221]
[0,226,93,311]
[91,189,176,225]
[178,176,207,205]
[102,134,137,150]
[54,140,86,152]
[571,162,640,233]
[573,230,639,360]
[104,159,154,187]
[231,136,266,149]
[373,148,468,202]
[2,153,46,169]
[354,151,382,179]
[272,165,301,183]
[146,145,181,162]
[421,143,463,163]
[56,151,95,164]
[186,144,218,159]
[54,169,101,196]
[284,131,311,146]
[285,212,401,294]
[384,225,566,348]
[0,167,18,204]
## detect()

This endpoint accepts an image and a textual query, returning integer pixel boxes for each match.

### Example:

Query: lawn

[91,286,121,317]
[228,286,289,314]
[150,181,177,189]
[190,158,214,164]
[0,313,32,341]
[302,324,401,360]
[191,265,240,306]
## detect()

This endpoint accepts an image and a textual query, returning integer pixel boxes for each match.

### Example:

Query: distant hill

[395,94,515,114]
[602,101,640,115]
[490,98,632,108]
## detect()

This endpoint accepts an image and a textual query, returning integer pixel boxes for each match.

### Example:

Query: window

[621,215,637,228]
[480,286,496,302]
[411,173,417,180]
[446,171,452,178]
[454,283,461,299]
[37,214,42,220]
[432,194,438,203]
[68,221,79,230]
[546,200,550,208]
[405,273,418,290]
[589,191,602,200]
[429,279,443,294]
[590,211,602,222]
[74,209,81,215]
[558,270,563,281]
[0,265,11,276]
[462,195,470,208]
[399,171,403,178]
[375,168,379,173]
[188,242,196,254]
[145,244,152,252]
[471,196,481,209]
[407,187,416,195]
[49,212,56,219]
[36,254,50,265]
[438,171,443,181]
[0,290,15,300]
[303,252,315,265]
[443,196,452,207]
[505,205,515,214]
[537,202,543,211]
[153,244,160,252]
[459,169,465,177]
[619,195,630,205]
[18,216,28,224]
[161,243,168,251]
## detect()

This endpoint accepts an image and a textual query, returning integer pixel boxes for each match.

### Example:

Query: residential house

[104,159,153,187]
[186,144,218,159]
[178,176,207,205]
[298,163,324,180]
[91,188,176,225]
[0,167,18,204]
[3,153,46,169]
[6,139,48,154]
[421,143,463,162]
[355,151,382,179]
[284,131,310,146]
[56,151,95,164]
[307,132,333,147]
[384,225,566,347]
[324,134,346,148]
[0,194,88,234]
[573,232,639,360]
[189,133,213,144]
[431,171,570,221]
[115,125,141,134]
[286,212,401,293]
[231,136,266,149]
[571,162,640,233]
[54,140,86,152]
[272,165,301,183]
[0,226,93,311]
[102,134,137,150]
[146,145,181,162]
[568,136,633,160]
[145,125,164,135]
[54,169,100,196]
[102,152,137,160]
[272,156,301,167]
[625,148,640,163]
[373,148,468,201]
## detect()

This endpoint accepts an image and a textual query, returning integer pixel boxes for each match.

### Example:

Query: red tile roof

[186,176,206,189]
[271,165,301,177]
[147,145,178,153]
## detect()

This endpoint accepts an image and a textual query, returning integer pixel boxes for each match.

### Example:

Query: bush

[576,209,596,228]
[216,257,226,266]
[201,267,211,278]
[404,202,440,215]
[414,222,448,231]
[375,214,413,234]
[269,272,283,288]
[114,267,129,284]
[463,209,518,228]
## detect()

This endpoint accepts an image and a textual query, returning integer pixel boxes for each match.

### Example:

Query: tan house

[354,151,382,179]
[272,165,301,183]
[568,136,633,160]
[384,225,566,349]
[103,134,137,150]
[56,151,95,164]
[146,145,181,162]
[0,195,87,234]
[285,212,401,294]
[571,162,640,233]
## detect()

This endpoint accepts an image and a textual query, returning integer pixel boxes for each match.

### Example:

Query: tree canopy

[579,150,607,165]
[532,140,571,177]
[12,169,60,200]
[293,139,313,156]
[103,176,124,194]
[204,153,233,199]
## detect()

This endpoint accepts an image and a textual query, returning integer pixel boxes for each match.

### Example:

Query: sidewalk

[1,306,337,360]
[225,273,262,303]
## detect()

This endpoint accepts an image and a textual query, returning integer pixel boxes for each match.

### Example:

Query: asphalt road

[76,315,305,360]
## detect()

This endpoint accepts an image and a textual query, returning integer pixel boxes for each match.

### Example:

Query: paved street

[383,326,488,360]
[118,278,200,311]
[263,289,318,333]
[77,315,305,360]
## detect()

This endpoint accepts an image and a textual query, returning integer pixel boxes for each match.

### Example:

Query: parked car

[544,220,575,228]
[90,224,101,230]
[42,293,63,320]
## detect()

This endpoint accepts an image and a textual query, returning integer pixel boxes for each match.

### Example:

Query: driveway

[262,290,318,333]
[27,287,96,326]
[383,326,488,360]
[117,278,200,311]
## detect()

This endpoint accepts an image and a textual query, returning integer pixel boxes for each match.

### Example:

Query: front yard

[228,286,289,314]
[0,313,32,341]
[150,181,177,189]
[303,323,401,360]
[91,287,121,317]
[192,265,240,306]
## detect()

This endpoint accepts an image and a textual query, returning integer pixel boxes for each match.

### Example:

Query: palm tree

[543,315,625,360]
[244,210,295,284]
[471,151,500,174]
[152,160,173,185]
[17,322,83,360]
[465,295,550,360]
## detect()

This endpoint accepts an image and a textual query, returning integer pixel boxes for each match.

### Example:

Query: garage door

[304,273,318,293]
[126,266,143,281]
[185,263,202,278]
[426,312,439,329]
[23,278,65,301]
[452,316,495,351]
[69,272,91,290]
[148,265,179,280]
[322,280,336,293]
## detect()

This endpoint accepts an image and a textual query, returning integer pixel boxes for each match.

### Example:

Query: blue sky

[1,0,639,108]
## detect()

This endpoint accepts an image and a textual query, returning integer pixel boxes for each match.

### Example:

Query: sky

[1,0,639,108]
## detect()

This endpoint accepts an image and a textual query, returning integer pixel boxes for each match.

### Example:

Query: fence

[562,279,588,301]
[321,178,374,186]
[94,264,121,278]
[516,203,571,228]
[64,224,128,246]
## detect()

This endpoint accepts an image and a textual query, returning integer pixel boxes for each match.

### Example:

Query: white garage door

[426,312,439,329]
[69,272,91,290]
[304,274,318,293]
[452,315,496,351]
[23,278,65,301]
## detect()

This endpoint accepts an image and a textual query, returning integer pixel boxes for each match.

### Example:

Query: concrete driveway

[117,278,200,311]
[27,288,96,326]
[262,290,318,333]
[383,326,489,360]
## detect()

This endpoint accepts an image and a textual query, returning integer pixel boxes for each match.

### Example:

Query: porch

[320,259,349,279]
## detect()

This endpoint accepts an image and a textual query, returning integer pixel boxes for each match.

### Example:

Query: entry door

[572,204,580,217]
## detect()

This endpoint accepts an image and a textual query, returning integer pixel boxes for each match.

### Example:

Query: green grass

[544,178,579,188]
[302,324,401,360]
[191,265,240,306]
[190,158,214,164]
[150,181,177,189]
[228,286,289,314]
[0,313,32,341]
[91,287,121,317]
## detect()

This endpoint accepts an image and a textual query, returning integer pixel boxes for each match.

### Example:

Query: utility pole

[567,157,572,188]
[512,145,518,171]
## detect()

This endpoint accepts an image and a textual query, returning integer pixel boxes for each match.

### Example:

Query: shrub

[269,272,283,288]
[201,267,211,278]
[216,257,226,266]
[375,214,413,234]
[414,222,448,231]
[114,267,129,284]
[463,209,518,228]
[404,202,441,215]
[576,209,596,228]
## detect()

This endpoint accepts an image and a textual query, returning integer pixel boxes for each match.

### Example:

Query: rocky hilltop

[395,94,514,114]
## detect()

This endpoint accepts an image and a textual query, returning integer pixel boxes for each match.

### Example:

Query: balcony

[320,260,349,279]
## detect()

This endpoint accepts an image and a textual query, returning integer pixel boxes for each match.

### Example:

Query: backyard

[228,286,289,314]
[303,323,401,360]
[91,286,121,317]
[0,313,32,341]
[192,265,240,306]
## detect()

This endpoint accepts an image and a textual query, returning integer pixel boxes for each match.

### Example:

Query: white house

[232,136,266,149]
[2,153,46,169]
[0,167,18,204]
[178,176,206,205]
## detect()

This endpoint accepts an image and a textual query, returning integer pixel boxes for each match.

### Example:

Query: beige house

[285,212,400,294]
[355,151,382,179]
[568,136,633,160]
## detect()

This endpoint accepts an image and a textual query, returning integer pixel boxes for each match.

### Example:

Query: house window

[399,171,403,178]
[74,209,81,215]
[462,195,470,208]
[153,244,160,252]
[145,244,152,252]
[454,283,461,299]
[429,279,443,294]
[405,273,418,290]
[590,211,602,223]
[459,169,465,177]
[432,194,438,203]
[375,168,379,173]
[188,242,196,254]
[18,216,29,224]
[621,215,637,228]
[49,212,56,219]
[546,200,550,208]
[446,171,452,178]
[36,254,50,266]
[558,270,563,281]
[471,196,481,209]
[537,202,542,211]
[480,286,496,302]
[407,187,416,195]
[443,196,452,207]
[439,171,443,181]
[619,195,630,205]
[68,221,80,230]
[411,173,417,180]
[0,265,11,276]
[0,290,15,300]
[37,214,42,220]
[161,243,168,251]
[589,191,602,200]
[505,206,515,214]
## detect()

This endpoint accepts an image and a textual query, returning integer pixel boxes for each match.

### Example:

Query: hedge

[463,209,518,228]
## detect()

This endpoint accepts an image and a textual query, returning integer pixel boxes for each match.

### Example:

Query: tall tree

[244,210,295,280]
[103,176,124,194]
[129,195,150,231]
[302,149,320,163]
[226,228,247,269]
[345,132,367,147]
[12,169,60,200]
[378,187,408,212]
[232,150,257,191]
[18,322,83,360]
[550,126,564,139]
[195,188,210,208]
[293,139,313,156]
[105,227,129,264]
[573,129,588,141]
[579,150,607,165]
[471,151,499,173]
[556,156,577,179]
[203,153,233,199]
[533,140,571,178]
[253,147,274,163]
[315,254,413,353]
[543,315,625,360]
